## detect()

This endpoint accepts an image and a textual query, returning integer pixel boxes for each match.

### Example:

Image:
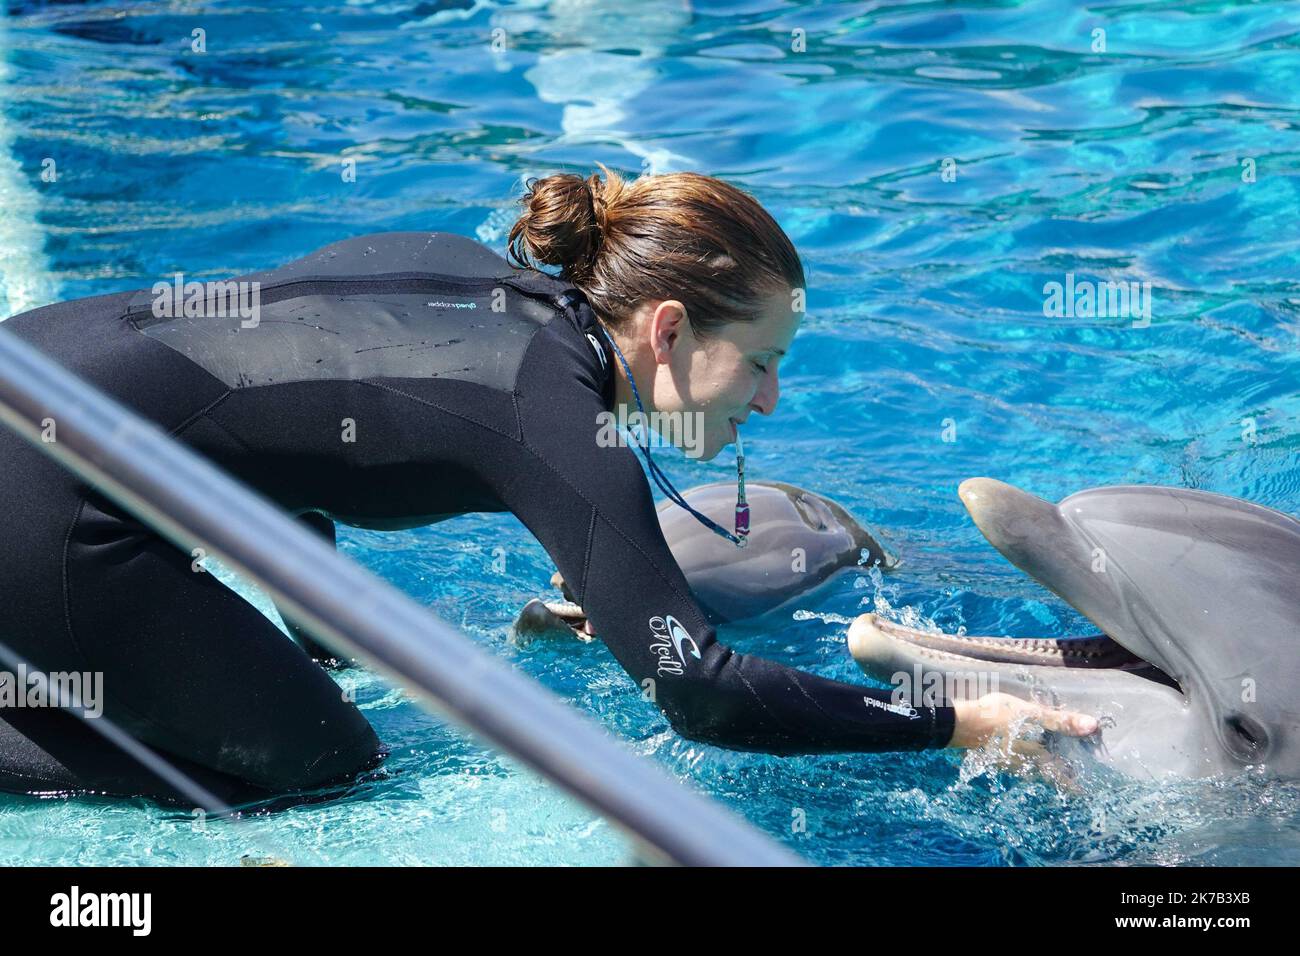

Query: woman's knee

[241,713,382,793]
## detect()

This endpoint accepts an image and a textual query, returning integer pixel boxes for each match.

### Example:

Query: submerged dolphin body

[513,480,896,638]
[850,479,1300,780]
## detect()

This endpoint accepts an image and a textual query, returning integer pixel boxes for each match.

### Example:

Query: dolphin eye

[1223,713,1268,761]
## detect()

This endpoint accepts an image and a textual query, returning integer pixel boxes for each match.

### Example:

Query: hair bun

[508,163,619,281]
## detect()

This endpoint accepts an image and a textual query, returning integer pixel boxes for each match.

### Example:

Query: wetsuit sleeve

[500,323,956,755]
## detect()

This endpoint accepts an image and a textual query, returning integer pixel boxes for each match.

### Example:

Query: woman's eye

[752,361,768,374]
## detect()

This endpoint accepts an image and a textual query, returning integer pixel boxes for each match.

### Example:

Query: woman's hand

[949,692,1098,749]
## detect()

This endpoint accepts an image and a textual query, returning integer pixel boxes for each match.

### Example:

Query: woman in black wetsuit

[0,166,1096,802]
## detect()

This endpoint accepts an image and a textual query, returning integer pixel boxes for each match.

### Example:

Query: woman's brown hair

[507,163,804,339]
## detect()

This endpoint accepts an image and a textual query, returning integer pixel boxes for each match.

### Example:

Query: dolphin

[849,478,1300,780]
[512,480,896,639]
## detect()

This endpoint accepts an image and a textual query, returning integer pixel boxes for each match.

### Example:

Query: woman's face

[644,289,801,461]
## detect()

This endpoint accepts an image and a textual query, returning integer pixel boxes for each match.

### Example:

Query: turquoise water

[1,0,1298,866]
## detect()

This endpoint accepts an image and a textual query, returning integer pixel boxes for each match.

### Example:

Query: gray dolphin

[513,480,896,639]
[850,478,1300,780]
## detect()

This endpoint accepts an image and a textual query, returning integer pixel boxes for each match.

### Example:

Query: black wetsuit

[0,232,954,804]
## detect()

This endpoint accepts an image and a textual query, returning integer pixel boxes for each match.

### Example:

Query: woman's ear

[649,300,688,363]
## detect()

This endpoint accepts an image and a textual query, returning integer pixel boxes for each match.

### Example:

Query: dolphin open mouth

[848,612,1181,692]
[511,594,595,643]
[852,477,1300,778]
[849,476,1187,696]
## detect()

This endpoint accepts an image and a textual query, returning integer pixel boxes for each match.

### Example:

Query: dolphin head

[656,481,898,622]
[958,478,1300,776]
[516,481,898,640]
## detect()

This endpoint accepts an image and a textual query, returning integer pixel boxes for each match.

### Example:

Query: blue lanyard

[597,326,750,549]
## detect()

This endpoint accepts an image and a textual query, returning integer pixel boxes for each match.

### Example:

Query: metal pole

[0,324,803,867]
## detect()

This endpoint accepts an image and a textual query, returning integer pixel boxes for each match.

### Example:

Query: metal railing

[0,323,803,867]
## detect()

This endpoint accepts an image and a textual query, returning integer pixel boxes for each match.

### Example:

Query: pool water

[1,0,1297,866]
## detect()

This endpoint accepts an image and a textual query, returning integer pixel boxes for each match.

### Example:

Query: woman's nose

[752,369,780,415]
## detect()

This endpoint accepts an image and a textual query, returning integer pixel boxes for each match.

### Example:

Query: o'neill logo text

[649,614,700,677]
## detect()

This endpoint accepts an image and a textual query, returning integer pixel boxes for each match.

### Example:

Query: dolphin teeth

[511,599,591,644]
[854,615,1148,670]
[543,601,586,620]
